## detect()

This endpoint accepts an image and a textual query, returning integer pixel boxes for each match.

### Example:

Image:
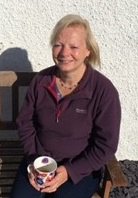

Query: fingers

[28,171,58,193]
[41,165,68,193]
[41,177,59,193]
[28,173,40,191]
[41,185,58,193]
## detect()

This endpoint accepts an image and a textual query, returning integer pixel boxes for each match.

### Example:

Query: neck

[59,65,86,86]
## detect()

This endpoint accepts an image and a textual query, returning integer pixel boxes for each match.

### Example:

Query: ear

[86,49,90,57]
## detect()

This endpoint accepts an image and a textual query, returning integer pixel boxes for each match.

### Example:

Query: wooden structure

[0,71,128,198]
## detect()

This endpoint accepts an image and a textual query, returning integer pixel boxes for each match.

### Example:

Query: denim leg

[51,175,100,198]
[44,173,100,198]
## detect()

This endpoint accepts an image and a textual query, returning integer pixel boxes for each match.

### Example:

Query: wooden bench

[0,71,128,198]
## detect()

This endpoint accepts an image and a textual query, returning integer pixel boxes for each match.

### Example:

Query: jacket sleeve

[16,75,45,164]
[65,82,121,184]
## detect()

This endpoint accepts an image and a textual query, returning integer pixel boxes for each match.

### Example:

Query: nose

[60,46,70,56]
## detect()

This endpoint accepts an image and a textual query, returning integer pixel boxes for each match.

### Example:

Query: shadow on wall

[0,47,33,128]
[0,47,33,72]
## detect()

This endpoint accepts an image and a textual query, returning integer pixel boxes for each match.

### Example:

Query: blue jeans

[10,158,101,198]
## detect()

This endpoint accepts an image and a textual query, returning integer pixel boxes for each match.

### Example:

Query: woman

[10,14,121,198]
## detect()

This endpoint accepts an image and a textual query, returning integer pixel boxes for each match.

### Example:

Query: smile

[58,59,72,64]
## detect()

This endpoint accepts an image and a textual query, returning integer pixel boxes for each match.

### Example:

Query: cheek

[74,48,89,58]
[72,50,80,58]
[52,48,59,58]
[77,51,88,60]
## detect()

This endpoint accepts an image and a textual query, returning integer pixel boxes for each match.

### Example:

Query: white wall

[0,0,138,160]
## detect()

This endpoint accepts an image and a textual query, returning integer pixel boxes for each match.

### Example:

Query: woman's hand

[41,165,68,193]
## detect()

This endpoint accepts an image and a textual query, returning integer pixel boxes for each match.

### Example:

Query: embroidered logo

[75,108,87,114]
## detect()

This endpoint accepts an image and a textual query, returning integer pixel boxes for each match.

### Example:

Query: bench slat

[0,141,22,147]
[0,179,14,185]
[0,171,17,178]
[0,150,23,155]
[0,156,23,163]
[0,163,20,171]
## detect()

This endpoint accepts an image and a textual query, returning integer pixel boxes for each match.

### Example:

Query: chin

[57,64,73,72]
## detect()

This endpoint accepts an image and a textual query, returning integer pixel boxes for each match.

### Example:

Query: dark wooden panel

[0,72,36,198]
[0,186,12,197]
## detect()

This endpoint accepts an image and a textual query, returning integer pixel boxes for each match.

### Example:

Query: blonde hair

[50,14,100,67]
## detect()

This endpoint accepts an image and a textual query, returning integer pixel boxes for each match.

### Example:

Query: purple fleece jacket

[16,65,121,184]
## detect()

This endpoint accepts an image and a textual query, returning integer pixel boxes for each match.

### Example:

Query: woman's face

[52,25,90,74]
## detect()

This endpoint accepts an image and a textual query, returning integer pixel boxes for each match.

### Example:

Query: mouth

[58,59,72,64]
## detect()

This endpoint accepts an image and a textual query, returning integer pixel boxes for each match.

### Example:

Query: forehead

[57,25,87,42]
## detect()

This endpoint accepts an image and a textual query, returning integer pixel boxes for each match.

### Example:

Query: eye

[53,43,61,48]
[70,46,78,49]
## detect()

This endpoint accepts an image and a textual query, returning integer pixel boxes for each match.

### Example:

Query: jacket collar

[73,64,94,99]
[40,64,95,100]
